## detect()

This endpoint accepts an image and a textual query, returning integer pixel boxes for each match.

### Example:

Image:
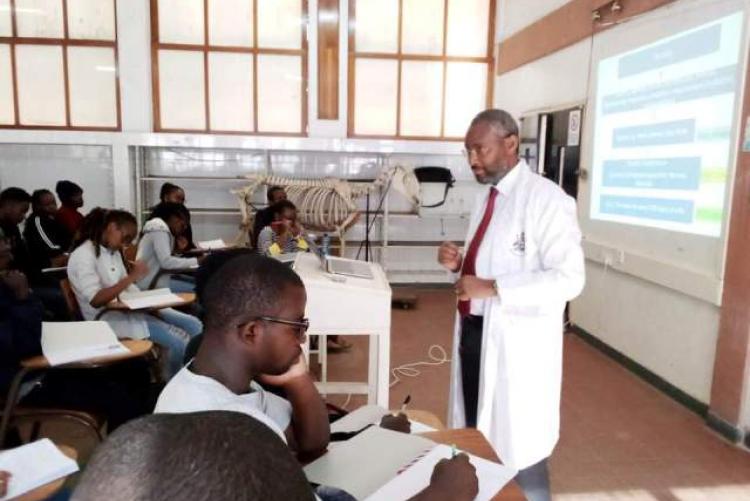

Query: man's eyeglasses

[255,316,310,339]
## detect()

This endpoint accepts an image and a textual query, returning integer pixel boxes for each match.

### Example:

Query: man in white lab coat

[438,109,585,501]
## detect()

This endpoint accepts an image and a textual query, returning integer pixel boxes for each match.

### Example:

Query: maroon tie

[458,187,498,317]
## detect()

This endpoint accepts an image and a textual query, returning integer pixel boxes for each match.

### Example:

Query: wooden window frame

[348,0,496,141]
[0,0,121,131]
[150,0,309,137]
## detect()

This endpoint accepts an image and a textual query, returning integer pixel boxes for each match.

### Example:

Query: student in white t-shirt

[155,254,329,457]
[67,208,202,379]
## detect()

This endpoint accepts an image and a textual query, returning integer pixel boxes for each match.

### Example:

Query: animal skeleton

[232,165,420,251]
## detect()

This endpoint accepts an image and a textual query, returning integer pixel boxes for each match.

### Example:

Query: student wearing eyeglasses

[154,254,329,459]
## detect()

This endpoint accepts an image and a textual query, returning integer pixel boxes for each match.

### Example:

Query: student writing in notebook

[136,202,204,292]
[72,411,479,501]
[67,208,202,379]
[159,182,195,252]
[0,231,154,434]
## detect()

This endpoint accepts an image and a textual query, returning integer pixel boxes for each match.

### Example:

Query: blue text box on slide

[602,65,736,115]
[612,119,695,148]
[603,157,701,190]
[600,196,694,223]
[618,24,721,78]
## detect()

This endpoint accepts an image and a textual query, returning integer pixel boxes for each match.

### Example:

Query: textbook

[119,288,184,310]
[0,439,78,500]
[42,321,129,366]
[303,426,516,500]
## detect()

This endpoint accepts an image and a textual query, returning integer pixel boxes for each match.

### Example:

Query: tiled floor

[31,288,750,500]
[321,288,750,500]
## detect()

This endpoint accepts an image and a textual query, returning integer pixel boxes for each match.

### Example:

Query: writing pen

[451,443,457,458]
[400,394,411,414]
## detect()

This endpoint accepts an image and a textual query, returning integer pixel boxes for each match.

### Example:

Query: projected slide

[590,12,743,237]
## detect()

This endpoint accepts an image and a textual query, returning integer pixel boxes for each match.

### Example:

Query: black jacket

[0,283,43,392]
[23,214,70,282]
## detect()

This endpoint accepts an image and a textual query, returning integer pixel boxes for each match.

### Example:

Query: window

[349,0,495,140]
[0,0,119,129]
[151,0,308,135]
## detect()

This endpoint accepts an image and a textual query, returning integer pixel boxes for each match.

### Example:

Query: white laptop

[325,256,374,280]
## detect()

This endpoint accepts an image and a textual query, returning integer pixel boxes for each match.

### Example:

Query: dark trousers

[459,315,551,501]
[20,359,158,432]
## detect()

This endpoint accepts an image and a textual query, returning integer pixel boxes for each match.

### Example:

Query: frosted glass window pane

[446,0,489,56]
[208,52,253,131]
[16,0,64,38]
[400,60,442,137]
[67,0,116,40]
[402,0,444,55]
[208,0,253,47]
[354,58,397,135]
[158,0,204,44]
[354,0,398,53]
[0,0,12,36]
[257,54,301,132]
[257,0,301,49]
[67,46,117,127]
[158,50,205,130]
[444,62,486,137]
[16,45,65,125]
[0,45,13,124]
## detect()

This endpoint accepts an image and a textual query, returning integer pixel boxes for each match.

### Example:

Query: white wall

[494,0,749,403]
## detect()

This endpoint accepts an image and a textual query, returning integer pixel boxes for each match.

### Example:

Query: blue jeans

[145,308,202,379]
[169,276,196,293]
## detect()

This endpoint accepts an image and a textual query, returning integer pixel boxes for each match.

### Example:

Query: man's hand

[0,470,10,498]
[380,412,411,434]
[128,260,149,282]
[1,270,30,300]
[50,254,69,267]
[429,455,478,501]
[175,235,189,252]
[410,454,479,501]
[258,354,309,387]
[454,275,496,300]
[438,241,462,272]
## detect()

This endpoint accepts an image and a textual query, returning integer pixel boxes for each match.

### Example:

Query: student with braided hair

[67,208,202,379]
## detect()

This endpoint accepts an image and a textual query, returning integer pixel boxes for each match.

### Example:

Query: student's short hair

[31,189,54,208]
[159,182,183,202]
[55,180,83,202]
[0,187,31,207]
[149,202,188,223]
[266,185,285,203]
[194,247,254,303]
[72,411,315,501]
[202,254,304,332]
[269,200,297,218]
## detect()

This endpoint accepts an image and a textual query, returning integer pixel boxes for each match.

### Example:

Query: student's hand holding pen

[409,453,478,501]
[380,394,411,434]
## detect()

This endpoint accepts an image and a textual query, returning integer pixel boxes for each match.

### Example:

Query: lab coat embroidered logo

[512,232,526,255]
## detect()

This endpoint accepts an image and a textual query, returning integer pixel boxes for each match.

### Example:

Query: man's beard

[475,170,506,185]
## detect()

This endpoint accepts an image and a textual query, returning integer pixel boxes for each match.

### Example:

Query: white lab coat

[448,160,585,470]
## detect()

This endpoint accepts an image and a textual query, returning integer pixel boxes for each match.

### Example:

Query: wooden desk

[20,339,153,370]
[106,292,195,311]
[421,429,526,501]
[16,444,77,501]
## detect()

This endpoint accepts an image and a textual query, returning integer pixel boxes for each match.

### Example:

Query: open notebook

[42,321,129,366]
[0,439,78,500]
[119,288,184,310]
[197,239,227,250]
[304,426,516,500]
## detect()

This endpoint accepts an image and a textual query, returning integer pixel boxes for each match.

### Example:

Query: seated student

[0,231,154,434]
[72,411,479,501]
[159,182,195,252]
[55,180,85,241]
[155,254,329,458]
[24,189,72,266]
[252,185,287,249]
[257,200,313,257]
[67,208,202,379]
[136,202,203,292]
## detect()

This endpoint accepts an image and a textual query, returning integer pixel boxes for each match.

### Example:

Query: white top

[154,365,292,441]
[470,162,522,316]
[67,240,150,340]
[136,217,198,290]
